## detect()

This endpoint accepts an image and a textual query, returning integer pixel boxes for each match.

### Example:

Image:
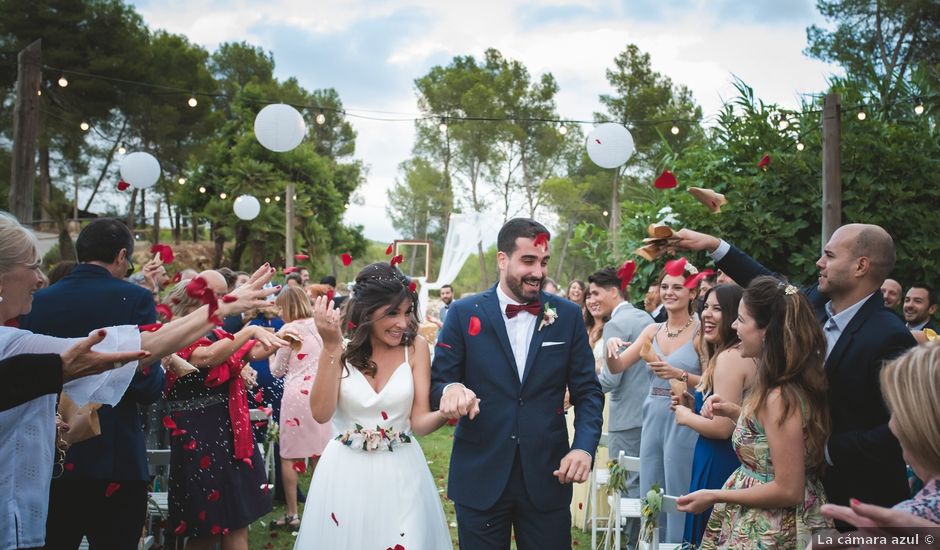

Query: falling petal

[294,254,310,261]
[117,180,130,191]
[138,322,163,332]
[385,243,394,255]
[390,254,404,267]
[174,521,187,535]
[162,416,177,430]
[757,154,771,170]
[155,304,174,321]
[150,244,175,264]
[297,354,307,360]
[105,482,121,497]
[436,342,452,350]
[199,455,211,469]
[381,411,389,420]
[616,260,637,290]
[183,440,197,451]
[533,232,550,249]
[292,460,307,474]
[664,258,688,277]
[341,253,353,266]
[653,170,678,189]
[207,489,220,502]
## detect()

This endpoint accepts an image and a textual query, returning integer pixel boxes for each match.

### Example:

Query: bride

[293,262,453,549]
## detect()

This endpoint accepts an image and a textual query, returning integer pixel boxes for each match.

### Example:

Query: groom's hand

[440,383,481,420]
[553,450,592,484]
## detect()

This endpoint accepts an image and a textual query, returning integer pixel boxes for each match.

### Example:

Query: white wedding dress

[293,352,453,549]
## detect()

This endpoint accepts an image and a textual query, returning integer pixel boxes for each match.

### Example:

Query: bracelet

[680,371,689,383]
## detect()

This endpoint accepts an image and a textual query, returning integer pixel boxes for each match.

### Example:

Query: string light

[777,116,789,131]
[670,122,679,135]
[37,89,42,96]
[187,94,198,108]
[344,202,350,209]
[117,143,126,155]
[219,192,227,199]
[857,109,867,121]
[914,101,924,115]
[198,186,206,194]
[439,118,448,133]
[796,142,805,151]
[79,121,90,131]
[602,210,609,217]
[315,112,326,125]
[178,177,186,184]
[558,124,568,135]
[57,76,68,87]
[264,197,271,203]
[274,196,280,202]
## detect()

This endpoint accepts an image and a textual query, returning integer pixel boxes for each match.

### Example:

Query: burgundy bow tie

[505,301,541,319]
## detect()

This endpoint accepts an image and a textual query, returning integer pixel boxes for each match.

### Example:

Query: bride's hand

[312,295,343,347]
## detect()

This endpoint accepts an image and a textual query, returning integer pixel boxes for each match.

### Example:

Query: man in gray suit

[588,267,653,547]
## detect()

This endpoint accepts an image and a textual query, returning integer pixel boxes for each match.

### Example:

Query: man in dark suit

[430,218,604,550]
[21,218,164,549]
[675,224,915,515]
[902,283,938,332]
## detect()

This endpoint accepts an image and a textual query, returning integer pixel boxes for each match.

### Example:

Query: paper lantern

[119,152,161,190]
[233,195,261,221]
[585,123,635,169]
[254,104,306,152]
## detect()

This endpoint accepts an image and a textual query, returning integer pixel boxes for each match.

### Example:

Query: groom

[431,218,604,549]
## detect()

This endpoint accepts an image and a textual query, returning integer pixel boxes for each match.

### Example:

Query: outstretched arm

[673,228,774,288]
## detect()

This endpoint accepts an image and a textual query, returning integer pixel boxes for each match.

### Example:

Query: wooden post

[608,170,621,244]
[821,93,842,249]
[285,182,295,267]
[9,39,42,223]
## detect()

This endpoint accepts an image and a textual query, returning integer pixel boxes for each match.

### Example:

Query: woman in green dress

[677,276,834,548]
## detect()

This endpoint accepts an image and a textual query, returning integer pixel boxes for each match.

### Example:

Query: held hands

[439,384,481,420]
[312,295,343,348]
[217,264,279,317]
[702,394,741,421]
[673,228,721,253]
[60,329,151,382]
[553,450,592,484]
[671,391,695,412]
[676,489,717,514]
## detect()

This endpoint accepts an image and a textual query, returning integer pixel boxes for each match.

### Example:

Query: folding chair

[609,451,642,550]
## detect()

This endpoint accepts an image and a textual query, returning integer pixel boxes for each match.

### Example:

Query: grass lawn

[248,424,594,548]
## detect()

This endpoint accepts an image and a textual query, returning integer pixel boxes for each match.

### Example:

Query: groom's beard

[506,275,544,303]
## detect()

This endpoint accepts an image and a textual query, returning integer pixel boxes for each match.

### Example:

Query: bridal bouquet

[336,423,412,452]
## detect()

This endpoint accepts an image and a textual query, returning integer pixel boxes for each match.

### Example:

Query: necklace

[665,317,694,339]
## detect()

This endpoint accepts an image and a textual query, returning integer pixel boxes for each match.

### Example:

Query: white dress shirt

[496,284,539,381]
[823,293,875,357]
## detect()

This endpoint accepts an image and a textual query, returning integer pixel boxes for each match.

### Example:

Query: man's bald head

[197,270,228,294]
[837,223,896,284]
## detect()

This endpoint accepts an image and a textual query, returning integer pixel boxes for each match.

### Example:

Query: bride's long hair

[341,262,419,377]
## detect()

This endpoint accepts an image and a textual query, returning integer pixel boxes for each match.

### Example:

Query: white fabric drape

[417,212,486,320]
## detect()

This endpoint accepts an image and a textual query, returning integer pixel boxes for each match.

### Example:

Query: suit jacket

[599,302,654,432]
[0,353,62,411]
[717,246,915,507]
[20,263,163,481]
[430,286,604,512]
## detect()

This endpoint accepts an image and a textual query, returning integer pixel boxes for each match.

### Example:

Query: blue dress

[683,389,741,547]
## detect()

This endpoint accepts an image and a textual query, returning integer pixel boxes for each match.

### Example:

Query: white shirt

[496,284,539,381]
[823,293,875,357]
[0,326,140,550]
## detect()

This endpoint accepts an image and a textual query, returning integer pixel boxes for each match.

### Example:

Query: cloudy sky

[129,0,840,241]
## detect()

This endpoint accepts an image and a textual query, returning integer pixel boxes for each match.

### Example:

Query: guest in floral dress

[677,276,834,548]
[822,341,940,528]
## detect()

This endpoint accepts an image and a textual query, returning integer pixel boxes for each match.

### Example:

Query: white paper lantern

[254,104,306,152]
[233,195,261,221]
[585,123,635,169]
[119,152,161,189]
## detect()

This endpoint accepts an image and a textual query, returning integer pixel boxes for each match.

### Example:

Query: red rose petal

[242,457,254,468]
[390,254,403,267]
[199,455,211,469]
[331,512,339,526]
[533,232,550,249]
[138,322,163,332]
[171,428,187,437]
[64,463,74,472]
[198,510,206,521]
[347,321,357,330]
[162,416,177,430]
[408,281,417,293]
[300,389,309,395]
[284,266,299,274]
[297,353,307,360]
[117,180,130,191]
[105,482,121,497]
[294,254,310,261]
[664,258,687,277]
[221,294,237,303]
[654,170,678,189]
[254,390,263,403]
[172,272,182,283]
[261,483,272,494]
[207,489,220,502]
[303,375,312,381]
[150,244,175,264]
[292,460,307,474]
[436,342,452,350]
[211,525,222,535]
[381,410,388,420]
[385,243,394,255]
[326,289,335,302]
[683,269,715,290]
[617,260,637,290]
[468,315,481,336]
[341,253,353,266]
[757,154,771,170]
[253,421,267,428]
[155,304,173,321]
[184,439,197,451]
[174,521,187,535]
[262,407,273,417]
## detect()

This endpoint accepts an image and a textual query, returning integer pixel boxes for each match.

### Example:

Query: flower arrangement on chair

[640,484,663,549]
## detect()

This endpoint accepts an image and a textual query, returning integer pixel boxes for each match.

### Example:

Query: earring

[0,296,4,303]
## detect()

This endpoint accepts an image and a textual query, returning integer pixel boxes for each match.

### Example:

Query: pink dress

[272,318,333,459]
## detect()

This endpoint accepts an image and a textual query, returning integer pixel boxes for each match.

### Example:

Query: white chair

[249,408,277,488]
[589,433,610,549]
[610,451,643,550]
[146,449,171,548]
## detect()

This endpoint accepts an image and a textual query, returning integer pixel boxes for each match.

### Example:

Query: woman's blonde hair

[0,211,41,279]
[164,279,203,318]
[277,286,313,323]
[881,341,940,478]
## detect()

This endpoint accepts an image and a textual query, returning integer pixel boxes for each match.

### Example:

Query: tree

[386,157,453,269]
[806,0,940,104]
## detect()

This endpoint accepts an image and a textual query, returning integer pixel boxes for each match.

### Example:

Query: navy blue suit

[431,286,603,548]
[716,246,915,509]
[20,263,163,548]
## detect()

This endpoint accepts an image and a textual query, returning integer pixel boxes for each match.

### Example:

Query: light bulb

[914,103,924,115]
[178,177,186,185]
[778,119,789,130]
[198,186,206,194]
[57,76,68,88]
[37,89,42,96]
[558,124,568,135]
[670,124,680,135]
[219,193,227,199]
[118,145,126,155]
[80,121,90,131]
[439,121,448,133]
[274,196,281,202]
[315,113,326,125]
[187,96,198,108]
[857,110,867,121]
[602,210,609,217]
[264,197,271,204]
[796,142,805,151]
[344,203,350,209]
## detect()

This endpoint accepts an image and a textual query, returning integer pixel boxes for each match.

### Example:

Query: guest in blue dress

[673,284,756,547]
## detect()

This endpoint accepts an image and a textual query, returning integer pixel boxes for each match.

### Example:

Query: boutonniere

[539,303,558,332]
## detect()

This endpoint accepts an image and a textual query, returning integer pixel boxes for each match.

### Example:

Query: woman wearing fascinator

[293,262,453,549]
